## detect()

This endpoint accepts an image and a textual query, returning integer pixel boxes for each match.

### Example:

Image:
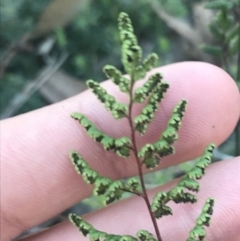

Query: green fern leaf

[134,53,159,80]
[168,187,197,204]
[153,139,174,157]
[189,225,206,240]
[87,80,128,119]
[137,230,157,241]
[71,215,93,236]
[178,178,200,192]
[127,177,141,192]
[89,230,107,241]
[69,151,89,174]
[133,73,163,103]
[93,177,112,196]
[82,168,98,184]
[104,180,125,205]
[103,65,130,92]
[202,198,214,215]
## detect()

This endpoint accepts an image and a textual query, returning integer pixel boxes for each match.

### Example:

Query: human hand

[1,62,240,241]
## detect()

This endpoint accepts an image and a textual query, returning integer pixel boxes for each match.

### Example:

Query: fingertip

[150,62,240,165]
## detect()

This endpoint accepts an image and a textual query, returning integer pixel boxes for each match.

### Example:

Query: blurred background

[1,0,239,239]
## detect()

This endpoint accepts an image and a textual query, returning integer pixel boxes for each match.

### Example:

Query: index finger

[1,62,240,241]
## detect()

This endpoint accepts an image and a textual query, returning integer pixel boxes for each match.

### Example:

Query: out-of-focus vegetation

[0,0,196,117]
[1,0,239,239]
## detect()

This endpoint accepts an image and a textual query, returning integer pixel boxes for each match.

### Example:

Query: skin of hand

[1,62,240,241]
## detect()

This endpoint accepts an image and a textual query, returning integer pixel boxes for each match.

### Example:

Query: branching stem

[127,73,163,241]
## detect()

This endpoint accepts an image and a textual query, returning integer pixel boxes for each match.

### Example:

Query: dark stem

[127,73,163,241]
[235,6,240,156]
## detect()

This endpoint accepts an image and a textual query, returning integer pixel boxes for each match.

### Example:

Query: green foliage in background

[0,0,51,77]
[201,0,240,85]
[1,0,190,116]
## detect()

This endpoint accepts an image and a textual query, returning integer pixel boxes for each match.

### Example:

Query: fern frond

[71,113,131,157]
[103,65,130,93]
[87,80,128,119]
[69,11,216,241]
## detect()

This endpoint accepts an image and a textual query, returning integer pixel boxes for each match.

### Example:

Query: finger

[1,62,240,240]
[21,157,240,241]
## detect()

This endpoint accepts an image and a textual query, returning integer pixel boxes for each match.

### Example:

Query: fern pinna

[69,12,215,241]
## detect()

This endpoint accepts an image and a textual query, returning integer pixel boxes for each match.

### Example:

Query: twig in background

[149,0,216,62]
[213,148,234,161]
[0,34,32,80]
[0,53,68,120]
[150,0,201,45]
[13,214,66,240]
